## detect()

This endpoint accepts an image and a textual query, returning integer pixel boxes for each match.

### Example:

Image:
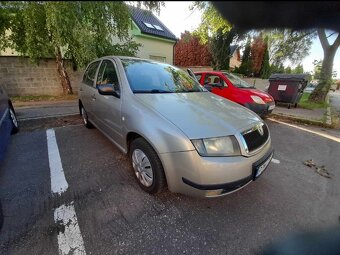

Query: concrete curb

[269,113,332,128]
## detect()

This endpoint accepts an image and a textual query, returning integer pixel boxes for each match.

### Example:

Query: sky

[155,1,340,79]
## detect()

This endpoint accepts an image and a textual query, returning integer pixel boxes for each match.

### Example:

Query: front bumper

[245,101,275,117]
[159,138,273,198]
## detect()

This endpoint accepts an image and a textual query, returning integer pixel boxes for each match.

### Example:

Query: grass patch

[298,93,329,110]
[11,94,78,103]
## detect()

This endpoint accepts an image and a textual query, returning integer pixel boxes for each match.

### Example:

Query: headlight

[251,95,266,104]
[191,136,241,156]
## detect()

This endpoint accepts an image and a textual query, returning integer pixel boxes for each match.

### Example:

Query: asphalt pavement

[0,120,340,255]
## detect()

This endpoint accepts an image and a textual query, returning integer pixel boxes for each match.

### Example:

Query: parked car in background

[78,56,273,198]
[194,71,275,118]
[0,85,19,161]
[304,82,318,93]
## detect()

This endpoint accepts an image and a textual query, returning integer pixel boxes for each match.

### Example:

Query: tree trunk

[55,47,73,95]
[309,29,340,103]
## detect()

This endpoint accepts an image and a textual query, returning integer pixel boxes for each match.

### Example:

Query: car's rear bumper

[244,102,275,117]
[159,138,273,198]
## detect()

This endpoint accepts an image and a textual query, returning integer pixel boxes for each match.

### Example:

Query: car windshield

[121,59,206,93]
[222,72,255,88]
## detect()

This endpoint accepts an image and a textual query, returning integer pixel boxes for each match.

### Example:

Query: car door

[93,59,123,145]
[80,60,101,121]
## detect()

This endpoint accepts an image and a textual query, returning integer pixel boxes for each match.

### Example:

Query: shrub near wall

[0,56,83,96]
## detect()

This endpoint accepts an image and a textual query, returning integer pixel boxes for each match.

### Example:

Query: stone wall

[0,56,84,96]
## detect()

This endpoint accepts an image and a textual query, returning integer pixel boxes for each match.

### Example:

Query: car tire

[129,138,166,194]
[9,104,19,134]
[80,105,93,129]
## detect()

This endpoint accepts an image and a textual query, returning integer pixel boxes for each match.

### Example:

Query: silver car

[78,56,273,198]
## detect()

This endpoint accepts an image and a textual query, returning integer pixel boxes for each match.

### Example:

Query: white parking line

[267,118,340,143]
[271,158,280,164]
[47,129,87,255]
[54,202,86,255]
[47,129,69,194]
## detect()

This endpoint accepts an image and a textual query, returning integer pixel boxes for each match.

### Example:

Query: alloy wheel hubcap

[9,108,18,127]
[132,149,153,187]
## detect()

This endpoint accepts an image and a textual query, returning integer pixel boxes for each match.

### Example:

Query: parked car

[0,85,19,161]
[194,71,275,117]
[78,56,273,198]
[304,83,317,93]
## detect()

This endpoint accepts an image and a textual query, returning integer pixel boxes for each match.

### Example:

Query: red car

[194,71,275,117]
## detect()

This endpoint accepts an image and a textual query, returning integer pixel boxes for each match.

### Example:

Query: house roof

[128,5,177,41]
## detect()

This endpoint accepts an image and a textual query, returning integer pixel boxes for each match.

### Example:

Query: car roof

[194,71,225,75]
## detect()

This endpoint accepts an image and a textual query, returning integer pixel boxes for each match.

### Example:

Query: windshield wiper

[133,89,173,94]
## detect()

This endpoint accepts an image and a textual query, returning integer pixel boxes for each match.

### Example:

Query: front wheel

[9,105,19,134]
[130,138,166,194]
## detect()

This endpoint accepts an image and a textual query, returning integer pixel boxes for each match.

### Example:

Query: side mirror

[203,84,213,92]
[97,84,120,97]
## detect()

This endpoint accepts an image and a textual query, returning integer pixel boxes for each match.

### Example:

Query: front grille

[242,124,269,152]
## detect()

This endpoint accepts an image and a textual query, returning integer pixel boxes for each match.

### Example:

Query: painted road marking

[271,158,280,164]
[267,118,340,143]
[47,129,87,255]
[54,202,86,255]
[47,129,69,194]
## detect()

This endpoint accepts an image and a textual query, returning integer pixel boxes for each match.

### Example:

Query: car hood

[135,92,261,139]
[245,88,273,101]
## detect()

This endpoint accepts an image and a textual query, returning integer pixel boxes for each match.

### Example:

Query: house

[128,6,178,64]
[229,45,241,70]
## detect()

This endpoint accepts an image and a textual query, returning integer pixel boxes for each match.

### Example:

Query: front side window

[204,74,227,86]
[121,59,206,93]
[223,72,254,88]
[96,60,120,92]
[83,61,100,87]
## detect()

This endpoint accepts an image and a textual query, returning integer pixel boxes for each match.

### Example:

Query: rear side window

[83,61,100,87]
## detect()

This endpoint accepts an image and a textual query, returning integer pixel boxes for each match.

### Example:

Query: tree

[191,2,241,70]
[210,28,236,70]
[0,1,162,94]
[190,1,232,44]
[174,31,212,66]
[238,38,252,76]
[309,29,340,102]
[260,40,271,79]
[250,34,266,76]
[292,64,304,74]
[264,29,315,66]
[285,67,292,74]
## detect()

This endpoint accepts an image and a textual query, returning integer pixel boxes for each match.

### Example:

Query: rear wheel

[80,105,93,128]
[129,138,166,194]
[9,105,19,134]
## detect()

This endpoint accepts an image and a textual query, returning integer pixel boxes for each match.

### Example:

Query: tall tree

[210,28,236,70]
[250,34,266,76]
[190,1,232,44]
[260,39,271,79]
[174,31,212,66]
[264,29,315,66]
[238,38,252,76]
[292,64,304,74]
[0,1,162,94]
[309,29,340,102]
